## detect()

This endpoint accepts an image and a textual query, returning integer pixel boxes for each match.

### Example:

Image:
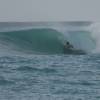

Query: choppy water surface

[0,54,100,100]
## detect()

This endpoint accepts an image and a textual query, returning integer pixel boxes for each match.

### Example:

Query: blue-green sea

[0,22,100,100]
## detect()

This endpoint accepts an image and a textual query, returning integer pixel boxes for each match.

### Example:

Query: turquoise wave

[0,28,96,54]
[0,28,64,54]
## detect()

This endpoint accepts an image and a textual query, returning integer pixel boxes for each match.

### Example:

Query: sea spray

[52,23,95,53]
[90,23,100,53]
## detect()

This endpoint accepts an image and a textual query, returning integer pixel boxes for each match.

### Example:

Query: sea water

[0,54,100,100]
[0,22,100,100]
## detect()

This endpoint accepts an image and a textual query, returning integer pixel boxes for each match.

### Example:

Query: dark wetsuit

[63,44,74,54]
[63,42,86,54]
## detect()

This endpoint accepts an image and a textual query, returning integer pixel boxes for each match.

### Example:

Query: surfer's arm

[71,45,74,48]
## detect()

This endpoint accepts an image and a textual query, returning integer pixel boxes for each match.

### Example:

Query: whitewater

[0,22,100,100]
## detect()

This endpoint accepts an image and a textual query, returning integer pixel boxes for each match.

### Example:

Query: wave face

[0,22,96,54]
[0,28,64,54]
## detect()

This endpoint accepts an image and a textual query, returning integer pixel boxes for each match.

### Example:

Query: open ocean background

[0,22,100,100]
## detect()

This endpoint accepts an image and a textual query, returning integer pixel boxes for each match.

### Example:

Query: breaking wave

[0,22,97,55]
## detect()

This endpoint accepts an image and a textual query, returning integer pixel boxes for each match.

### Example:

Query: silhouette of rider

[64,42,73,49]
[63,42,74,53]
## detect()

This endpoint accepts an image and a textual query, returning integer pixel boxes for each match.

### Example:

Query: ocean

[0,22,100,100]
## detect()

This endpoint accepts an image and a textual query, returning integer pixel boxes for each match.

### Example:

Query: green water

[0,28,95,54]
[0,29,64,54]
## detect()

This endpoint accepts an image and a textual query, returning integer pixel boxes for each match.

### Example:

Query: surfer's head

[66,42,70,45]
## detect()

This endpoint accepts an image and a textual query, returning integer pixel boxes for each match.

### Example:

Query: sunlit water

[0,54,100,100]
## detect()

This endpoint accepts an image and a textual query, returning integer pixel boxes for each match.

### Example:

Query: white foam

[89,22,100,53]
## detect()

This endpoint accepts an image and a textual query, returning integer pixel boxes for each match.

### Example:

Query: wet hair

[66,42,70,45]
